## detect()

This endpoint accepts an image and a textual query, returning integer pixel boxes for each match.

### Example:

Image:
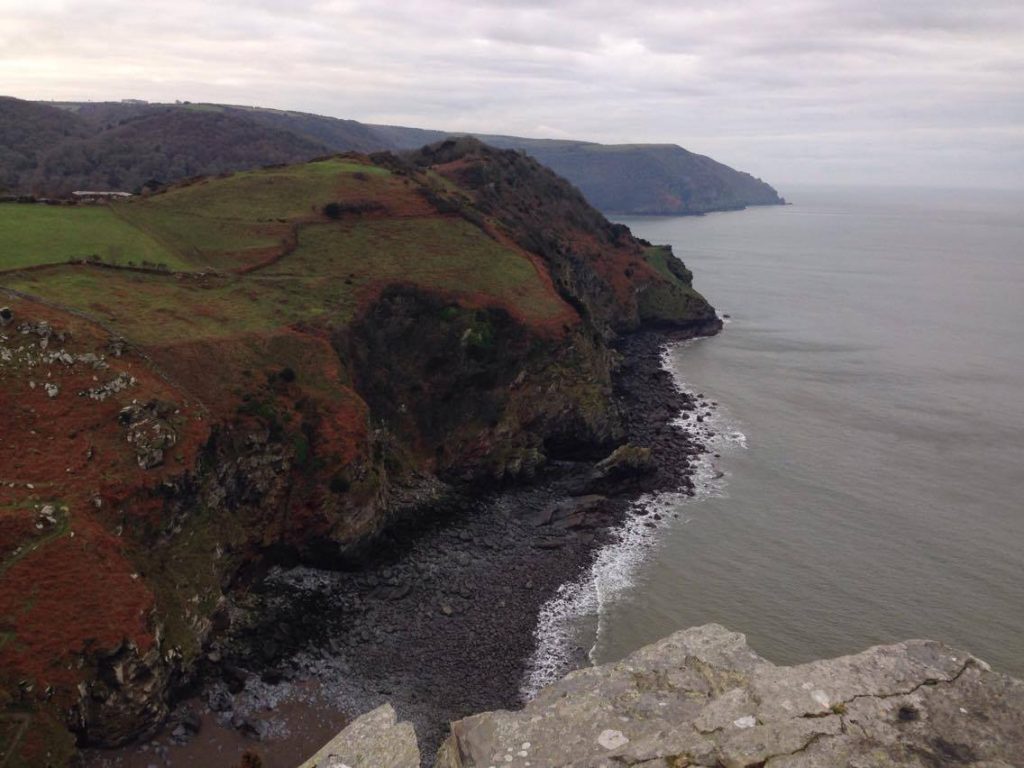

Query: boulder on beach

[529,494,608,528]
[583,443,657,493]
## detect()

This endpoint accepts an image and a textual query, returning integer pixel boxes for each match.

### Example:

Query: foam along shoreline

[522,338,747,699]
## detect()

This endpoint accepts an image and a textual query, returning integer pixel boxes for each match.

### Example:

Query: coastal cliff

[303,624,1024,767]
[0,139,719,763]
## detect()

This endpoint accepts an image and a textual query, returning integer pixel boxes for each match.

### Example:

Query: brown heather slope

[0,139,718,765]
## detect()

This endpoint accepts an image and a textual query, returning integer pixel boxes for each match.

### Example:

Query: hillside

[519,141,782,214]
[0,139,719,764]
[375,127,785,214]
[0,97,92,194]
[23,106,331,197]
[0,97,784,214]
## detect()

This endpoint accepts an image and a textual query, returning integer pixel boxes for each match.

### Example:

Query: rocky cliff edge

[304,623,1024,768]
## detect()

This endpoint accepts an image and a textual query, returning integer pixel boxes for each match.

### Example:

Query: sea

[524,184,1024,694]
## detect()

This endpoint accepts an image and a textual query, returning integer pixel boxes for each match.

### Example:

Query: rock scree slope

[0,138,719,765]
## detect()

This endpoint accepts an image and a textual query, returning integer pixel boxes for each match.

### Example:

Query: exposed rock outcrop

[429,624,1024,767]
[583,443,657,495]
[118,399,179,469]
[70,640,173,747]
[298,704,419,768]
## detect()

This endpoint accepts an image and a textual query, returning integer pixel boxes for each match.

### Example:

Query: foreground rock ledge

[298,702,420,768]
[307,624,1024,768]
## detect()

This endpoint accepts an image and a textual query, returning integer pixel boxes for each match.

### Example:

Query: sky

[2,0,1022,188]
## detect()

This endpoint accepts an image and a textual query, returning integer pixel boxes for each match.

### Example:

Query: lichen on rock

[433,623,1024,767]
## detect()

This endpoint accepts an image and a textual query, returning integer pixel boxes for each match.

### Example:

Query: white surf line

[520,339,746,700]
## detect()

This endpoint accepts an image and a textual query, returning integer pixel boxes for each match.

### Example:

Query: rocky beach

[82,327,723,768]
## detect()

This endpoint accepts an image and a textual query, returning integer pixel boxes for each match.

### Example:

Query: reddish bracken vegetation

[0,298,207,717]
[0,525,154,688]
[564,228,663,307]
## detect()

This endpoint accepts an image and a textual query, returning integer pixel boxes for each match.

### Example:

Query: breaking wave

[520,341,745,699]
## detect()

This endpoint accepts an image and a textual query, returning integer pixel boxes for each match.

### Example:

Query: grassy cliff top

[1,155,576,343]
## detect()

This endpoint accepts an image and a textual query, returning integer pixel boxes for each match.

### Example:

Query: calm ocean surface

[598,187,1024,676]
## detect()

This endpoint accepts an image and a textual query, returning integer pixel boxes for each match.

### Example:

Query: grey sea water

[543,186,1024,682]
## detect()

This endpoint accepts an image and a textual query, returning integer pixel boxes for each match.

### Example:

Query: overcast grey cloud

[2,0,1022,188]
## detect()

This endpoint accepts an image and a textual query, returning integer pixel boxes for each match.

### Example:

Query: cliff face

[520,142,784,215]
[0,141,718,762]
[300,624,1024,768]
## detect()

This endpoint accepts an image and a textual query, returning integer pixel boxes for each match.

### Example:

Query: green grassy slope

[1,154,572,344]
[107,158,395,270]
[264,216,568,323]
[0,204,183,270]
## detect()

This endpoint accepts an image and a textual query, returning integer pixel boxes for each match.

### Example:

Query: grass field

[261,217,571,323]
[4,268,298,343]
[2,155,573,344]
[0,159,411,275]
[4,216,571,345]
[148,158,390,217]
[112,206,288,270]
[111,157,412,271]
[0,204,184,271]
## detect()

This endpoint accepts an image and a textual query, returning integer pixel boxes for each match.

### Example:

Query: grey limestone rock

[298,703,420,768]
[435,623,1024,767]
